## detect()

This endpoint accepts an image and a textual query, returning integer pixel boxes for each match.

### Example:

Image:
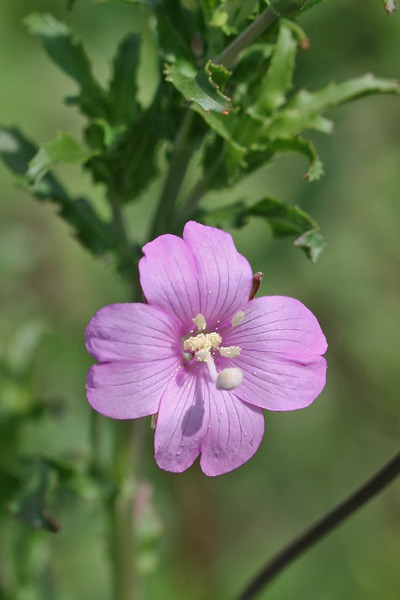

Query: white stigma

[192,313,206,331]
[216,367,244,391]
[231,311,245,327]
[219,346,241,358]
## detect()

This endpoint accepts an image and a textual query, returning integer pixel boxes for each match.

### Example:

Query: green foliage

[27,132,98,182]
[1,1,398,270]
[108,33,141,124]
[203,196,326,262]
[24,13,108,118]
[0,128,116,256]
[164,61,231,114]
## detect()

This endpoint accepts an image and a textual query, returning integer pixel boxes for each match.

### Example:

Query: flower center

[182,313,244,391]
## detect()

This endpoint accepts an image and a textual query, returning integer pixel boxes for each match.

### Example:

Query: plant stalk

[236,450,400,600]
[214,8,277,68]
[108,420,137,600]
[104,193,144,600]
[151,109,195,238]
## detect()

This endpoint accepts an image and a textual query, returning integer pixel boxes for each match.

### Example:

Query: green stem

[150,109,195,238]
[103,192,144,600]
[108,421,138,600]
[214,8,277,68]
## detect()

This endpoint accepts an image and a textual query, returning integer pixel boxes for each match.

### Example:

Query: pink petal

[223,296,327,411]
[139,222,253,331]
[200,387,264,476]
[183,222,253,327]
[139,233,201,332]
[154,365,208,473]
[85,303,182,362]
[232,353,327,411]
[86,356,180,419]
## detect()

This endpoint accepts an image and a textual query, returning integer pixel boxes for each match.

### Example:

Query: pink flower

[85,222,327,476]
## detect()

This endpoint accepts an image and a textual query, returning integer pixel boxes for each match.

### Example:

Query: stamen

[192,313,207,331]
[231,311,245,327]
[220,346,241,358]
[216,368,244,391]
[183,332,222,362]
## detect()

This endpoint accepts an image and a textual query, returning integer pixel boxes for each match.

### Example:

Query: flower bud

[270,0,306,17]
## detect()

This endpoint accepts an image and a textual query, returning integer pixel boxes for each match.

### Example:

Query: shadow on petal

[181,386,205,436]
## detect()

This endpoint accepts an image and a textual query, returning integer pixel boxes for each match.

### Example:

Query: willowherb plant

[0,2,399,600]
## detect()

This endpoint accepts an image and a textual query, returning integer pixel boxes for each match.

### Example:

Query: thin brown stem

[236,450,400,600]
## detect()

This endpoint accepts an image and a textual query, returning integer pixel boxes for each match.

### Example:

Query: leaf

[24,13,107,118]
[247,23,297,118]
[294,229,327,262]
[249,197,317,236]
[266,74,400,139]
[165,60,231,114]
[154,0,199,63]
[203,196,326,261]
[252,137,324,181]
[0,127,116,256]
[9,461,61,533]
[27,132,98,182]
[381,0,398,14]
[109,33,141,124]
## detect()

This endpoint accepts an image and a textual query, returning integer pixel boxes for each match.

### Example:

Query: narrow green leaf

[248,197,317,236]
[0,127,116,255]
[24,13,107,118]
[248,23,297,118]
[165,60,231,114]
[381,0,397,13]
[27,132,98,182]
[154,0,199,63]
[203,196,326,261]
[266,74,400,139]
[109,33,141,124]
[263,137,324,181]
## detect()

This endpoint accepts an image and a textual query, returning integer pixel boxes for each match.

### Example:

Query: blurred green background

[1,1,399,599]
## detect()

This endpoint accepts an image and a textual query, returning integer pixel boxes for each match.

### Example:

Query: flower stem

[236,450,400,600]
[104,191,144,600]
[214,8,277,68]
[108,420,138,600]
[150,109,195,238]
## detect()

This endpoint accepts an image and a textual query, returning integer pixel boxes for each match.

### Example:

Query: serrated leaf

[24,13,107,118]
[203,196,326,261]
[165,60,231,114]
[294,229,327,262]
[266,74,400,139]
[109,33,141,124]
[0,127,116,256]
[154,0,199,63]
[27,132,98,182]
[249,197,318,236]
[258,137,324,181]
[248,23,297,118]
